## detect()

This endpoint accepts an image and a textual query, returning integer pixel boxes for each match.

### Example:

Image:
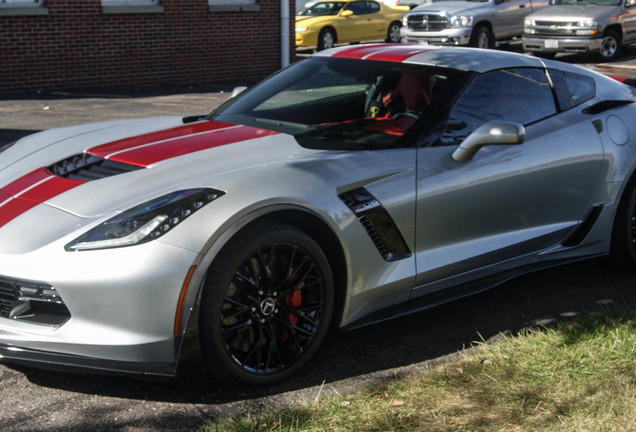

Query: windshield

[211,57,468,150]
[557,0,621,5]
[299,2,346,16]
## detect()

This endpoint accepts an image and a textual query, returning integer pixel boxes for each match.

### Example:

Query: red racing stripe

[2,168,51,196]
[89,121,277,167]
[0,169,85,229]
[0,199,37,229]
[89,120,235,159]
[332,44,432,62]
[106,125,277,166]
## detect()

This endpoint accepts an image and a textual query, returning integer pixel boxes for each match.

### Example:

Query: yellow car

[296,0,409,50]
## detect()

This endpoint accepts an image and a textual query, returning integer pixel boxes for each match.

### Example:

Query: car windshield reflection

[211,56,468,150]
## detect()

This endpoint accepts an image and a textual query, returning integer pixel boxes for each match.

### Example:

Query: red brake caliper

[280,255,301,342]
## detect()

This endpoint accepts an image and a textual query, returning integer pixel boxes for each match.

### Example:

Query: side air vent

[48,153,142,181]
[583,100,633,115]
[339,187,411,262]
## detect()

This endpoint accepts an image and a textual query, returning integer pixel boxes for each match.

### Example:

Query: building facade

[1,0,294,92]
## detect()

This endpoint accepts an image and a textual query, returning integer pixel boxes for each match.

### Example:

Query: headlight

[65,188,224,251]
[575,20,599,35]
[579,19,597,28]
[450,15,472,28]
[295,26,309,33]
[524,18,534,27]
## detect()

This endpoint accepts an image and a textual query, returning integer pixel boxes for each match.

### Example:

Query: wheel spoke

[264,324,284,371]
[221,320,252,334]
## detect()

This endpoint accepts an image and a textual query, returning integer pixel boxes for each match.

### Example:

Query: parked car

[1,44,636,386]
[397,0,435,9]
[401,0,549,47]
[523,0,636,61]
[296,0,409,50]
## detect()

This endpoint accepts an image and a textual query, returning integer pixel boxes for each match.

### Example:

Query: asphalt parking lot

[2,48,636,431]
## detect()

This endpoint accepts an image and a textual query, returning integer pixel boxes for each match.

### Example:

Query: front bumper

[296,29,319,48]
[400,27,471,45]
[522,36,602,54]
[0,239,200,376]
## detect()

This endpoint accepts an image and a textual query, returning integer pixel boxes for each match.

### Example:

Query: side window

[440,68,556,145]
[548,69,595,111]
[346,1,374,14]
[368,1,380,12]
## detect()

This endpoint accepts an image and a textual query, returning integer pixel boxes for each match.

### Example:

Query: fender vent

[583,100,633,115]
[48,153,142,181]
[339,187,411,262]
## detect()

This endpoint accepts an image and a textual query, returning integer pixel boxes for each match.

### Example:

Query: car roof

[315,43,547,73]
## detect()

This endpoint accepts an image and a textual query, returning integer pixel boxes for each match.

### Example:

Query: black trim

[339,187,411,262]
[0,343,178,378]
[583,100,633,115]
[562,205,604,247]
[48,153,142,181]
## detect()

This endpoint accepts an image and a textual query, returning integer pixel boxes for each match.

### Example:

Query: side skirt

[341,254,604,331]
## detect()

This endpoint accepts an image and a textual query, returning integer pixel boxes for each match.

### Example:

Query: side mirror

[231,86,248,98]
[341,9,354,16]
[452,121,525,162]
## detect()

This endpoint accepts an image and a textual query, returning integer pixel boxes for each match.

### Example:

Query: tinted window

[548,69,595,111]
[345,1,378,14]
[440,68,556,145]
[299,2,345,16]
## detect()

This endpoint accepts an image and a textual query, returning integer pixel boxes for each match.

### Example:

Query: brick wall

[0,0,295,92]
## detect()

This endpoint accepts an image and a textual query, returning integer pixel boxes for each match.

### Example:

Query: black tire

[599,29,622,62]
[317,28,336,51]
[386,21,402,43]
[199,222,334,386]
[469,24,493,49]
[611,181,636,269]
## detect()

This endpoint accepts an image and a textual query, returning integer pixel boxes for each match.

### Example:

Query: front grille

[407,13,449,31]
[534,20,580,27]
[0,282,19,317]
[529,21,591,37]
[49,153,142,181]
[0,278,70,326]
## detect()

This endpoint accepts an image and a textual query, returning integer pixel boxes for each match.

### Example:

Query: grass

[200,304,636,432]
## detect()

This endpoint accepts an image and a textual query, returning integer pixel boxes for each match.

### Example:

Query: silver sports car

[1,44,635,386]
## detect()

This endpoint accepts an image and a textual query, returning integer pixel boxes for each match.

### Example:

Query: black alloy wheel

[200,222,334,385]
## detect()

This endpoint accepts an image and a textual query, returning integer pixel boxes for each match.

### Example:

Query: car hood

[296,14,337,25]
[0,117,302,222]
[526,4,619,20]
[409,0,491,15]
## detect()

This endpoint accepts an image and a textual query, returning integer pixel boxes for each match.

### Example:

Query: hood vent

[48,153,142,181]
